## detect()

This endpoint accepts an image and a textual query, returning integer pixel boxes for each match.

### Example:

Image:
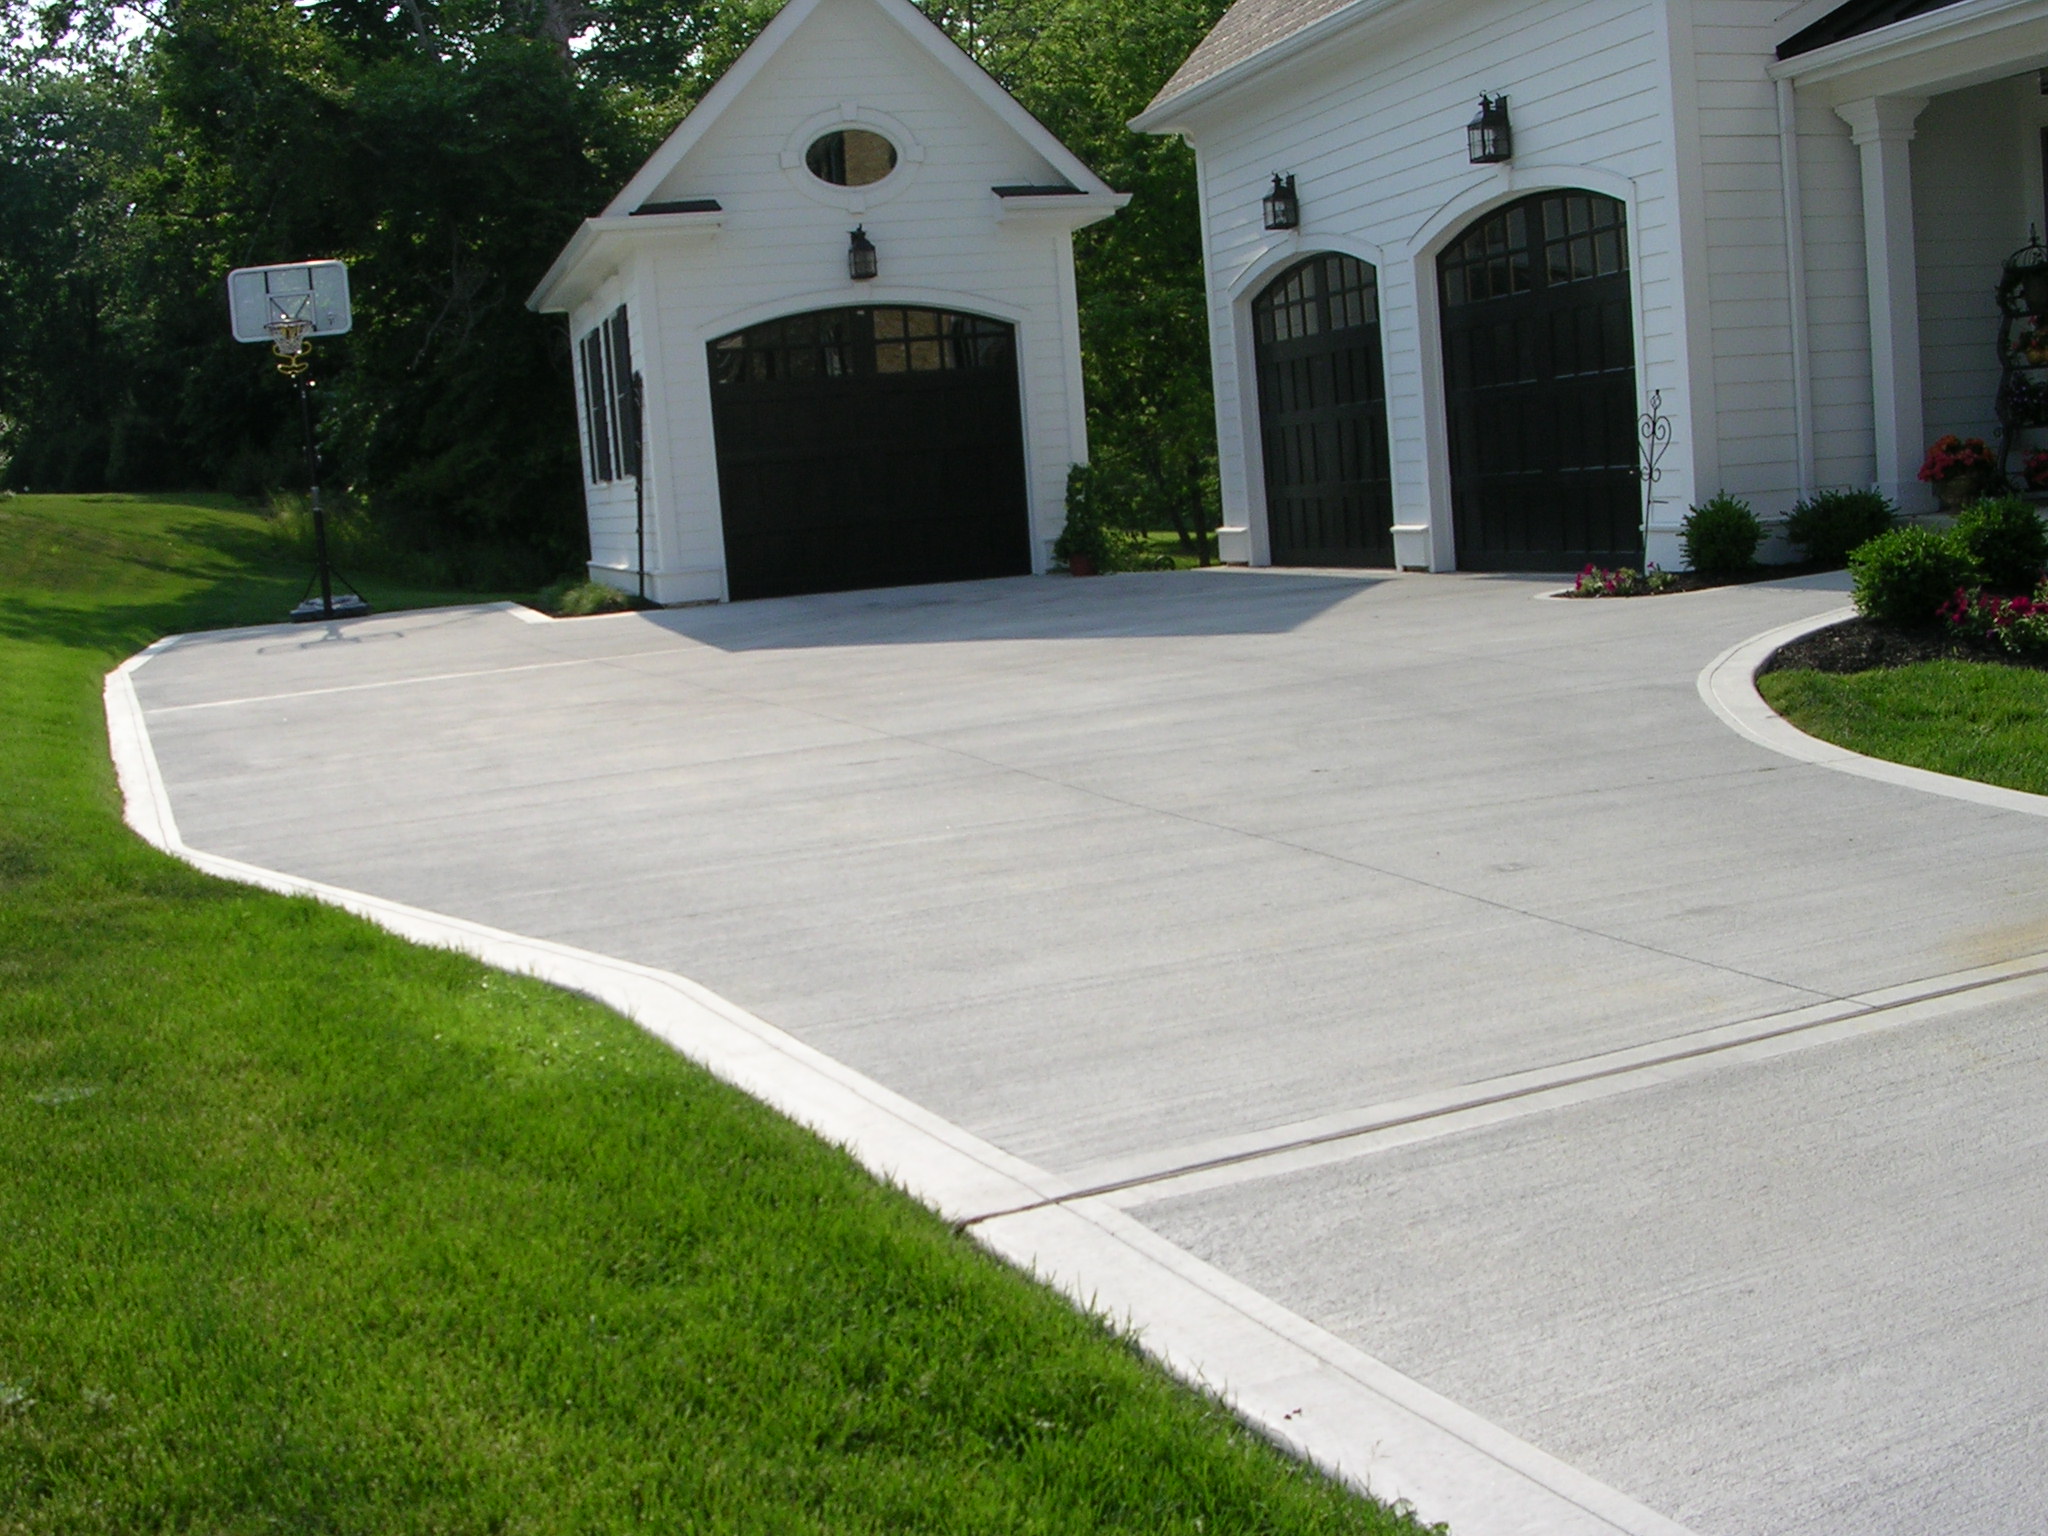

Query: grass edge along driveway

[0,493,1434,1536]
[1760,659,2048,799]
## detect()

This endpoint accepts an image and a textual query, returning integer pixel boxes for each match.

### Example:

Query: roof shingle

[1144,0,1369,116]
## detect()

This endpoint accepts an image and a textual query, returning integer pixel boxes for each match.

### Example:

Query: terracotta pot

[1068,554,1099,576]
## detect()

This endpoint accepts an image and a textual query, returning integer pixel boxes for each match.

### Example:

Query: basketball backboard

[227,260,353,343]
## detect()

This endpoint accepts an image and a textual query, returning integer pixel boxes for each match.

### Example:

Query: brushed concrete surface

[133,570,2047,1170]
[1135,982,2048,1536]
[127,566,2048,1529]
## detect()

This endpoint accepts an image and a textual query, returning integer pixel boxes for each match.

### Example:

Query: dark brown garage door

[1438,191,1640,572]
[708,306,1031,601]
[1253,254,1395,567]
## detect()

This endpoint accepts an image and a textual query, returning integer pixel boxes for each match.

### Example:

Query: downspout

[1777,76,1817,497]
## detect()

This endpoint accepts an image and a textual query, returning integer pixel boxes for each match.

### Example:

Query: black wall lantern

[1467,94,1512,164]
[848,225,878,281]
[1262,173,1300,231]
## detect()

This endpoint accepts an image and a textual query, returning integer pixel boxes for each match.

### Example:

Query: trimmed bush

[1680,492,1763,575]
[1784,488,1895,568]
[1849,525,1973,624]
[536,575,647,615]
[1950,494,2048,593]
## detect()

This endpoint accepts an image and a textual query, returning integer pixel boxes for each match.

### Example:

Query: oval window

[805,128,897,187]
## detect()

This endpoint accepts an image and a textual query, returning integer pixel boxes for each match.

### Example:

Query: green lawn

[0,493,1428,1535]
[1760,659,2048,796]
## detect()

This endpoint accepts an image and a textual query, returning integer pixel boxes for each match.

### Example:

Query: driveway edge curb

[1699,607,2048,818]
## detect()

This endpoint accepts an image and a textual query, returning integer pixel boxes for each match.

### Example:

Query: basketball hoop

[227,260,368,621]
[266,316,314,378]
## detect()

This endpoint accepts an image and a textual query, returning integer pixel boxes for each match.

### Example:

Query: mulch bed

[1761,616,2048,676]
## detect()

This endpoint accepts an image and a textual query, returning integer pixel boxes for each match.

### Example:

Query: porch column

[1836,95,1929,509]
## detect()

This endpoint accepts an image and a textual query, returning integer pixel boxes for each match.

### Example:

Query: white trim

[1768,0,2048,85]
[104,636,1698,1536]
[1699,607,2048,817]
[1776,76,1817,499]
[778,103,925,212]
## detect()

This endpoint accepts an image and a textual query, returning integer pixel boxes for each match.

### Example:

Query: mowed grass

[1760,659,2048,795]
[0,494,1429,1535]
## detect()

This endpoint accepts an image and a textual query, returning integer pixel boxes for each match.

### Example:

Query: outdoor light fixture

[848,225,878,280]
[1262,173,1300,231]
[1467,94,1513,164]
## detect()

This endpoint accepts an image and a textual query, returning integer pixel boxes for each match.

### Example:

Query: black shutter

[580,329,613,482]
[608,306,639,478]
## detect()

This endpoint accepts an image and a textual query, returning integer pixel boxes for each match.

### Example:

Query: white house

[528,0,1124,603]
[1132,0,2048,573]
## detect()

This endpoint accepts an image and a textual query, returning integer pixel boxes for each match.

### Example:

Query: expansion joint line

[956,956,2048,1231]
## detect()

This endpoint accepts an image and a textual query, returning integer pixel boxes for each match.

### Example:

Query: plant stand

[1995,233,2048,499]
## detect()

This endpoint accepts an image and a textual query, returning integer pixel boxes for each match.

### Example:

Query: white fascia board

[605,0,1117,219]
[525,212,724,314]
[1767,0,2048,86]
[1128,0,1423,135]
[991,190,1132,228]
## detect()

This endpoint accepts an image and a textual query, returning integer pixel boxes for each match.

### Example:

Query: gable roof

[1143,0,1365,119]
[603,0,1116,218]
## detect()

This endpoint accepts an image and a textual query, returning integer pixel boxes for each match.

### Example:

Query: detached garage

[527,0,1124,604]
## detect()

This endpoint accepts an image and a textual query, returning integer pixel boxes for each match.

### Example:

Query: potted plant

[1918,434,2001,511]
[1054,463,1117,576]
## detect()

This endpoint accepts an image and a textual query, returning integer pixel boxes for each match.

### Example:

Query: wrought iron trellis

[1634,387,1672,554]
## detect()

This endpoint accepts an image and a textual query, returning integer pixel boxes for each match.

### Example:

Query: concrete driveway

[117,569,2048,1536]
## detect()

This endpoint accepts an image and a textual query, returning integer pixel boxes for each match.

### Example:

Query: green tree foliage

[2,0,1226,579]
[930,0,1228,557]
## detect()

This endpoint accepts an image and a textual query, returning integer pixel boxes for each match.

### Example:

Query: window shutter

[579,329,614,482]
[608,306,639,478]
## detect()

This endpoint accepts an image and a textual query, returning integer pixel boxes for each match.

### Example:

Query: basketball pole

[266,318,367,623]
[296,373,339,619]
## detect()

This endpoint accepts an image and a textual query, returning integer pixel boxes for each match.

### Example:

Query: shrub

[1053,463,1117,572]
[1680,492,1763,575]
[1784,488,1895,568]
[1849,525,1973,624]
[1950,494,2048,593]
[1053,462,1174,573]
[536,575,647,615]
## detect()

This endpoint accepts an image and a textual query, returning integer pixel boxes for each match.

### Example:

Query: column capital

[1835,95,1930,146]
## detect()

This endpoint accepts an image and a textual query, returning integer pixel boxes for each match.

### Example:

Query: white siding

[1913,76,2038,450]
[1172,0,1698,570]
[1692,0,1803,519]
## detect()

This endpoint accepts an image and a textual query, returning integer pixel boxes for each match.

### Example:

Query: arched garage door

[708,306,1031,600]
[1438,191,1640,571]
[1252,254,1395,567]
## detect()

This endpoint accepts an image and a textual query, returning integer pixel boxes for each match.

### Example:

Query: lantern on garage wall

[1262,174,1300,231]
[848,225,879,281]
[1467,95,1513,164]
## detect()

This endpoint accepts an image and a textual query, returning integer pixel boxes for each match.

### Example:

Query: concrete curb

[103,639,1696,1536]
[1698,607,2048,819]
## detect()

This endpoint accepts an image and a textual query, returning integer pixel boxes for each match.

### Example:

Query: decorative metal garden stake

[226,260,369,622]
[1634,387,1672,551]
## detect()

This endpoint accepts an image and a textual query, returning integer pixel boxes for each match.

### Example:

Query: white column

[1837,95,1929,510]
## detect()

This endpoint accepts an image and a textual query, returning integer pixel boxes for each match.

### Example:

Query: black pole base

[289,590,372,623]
